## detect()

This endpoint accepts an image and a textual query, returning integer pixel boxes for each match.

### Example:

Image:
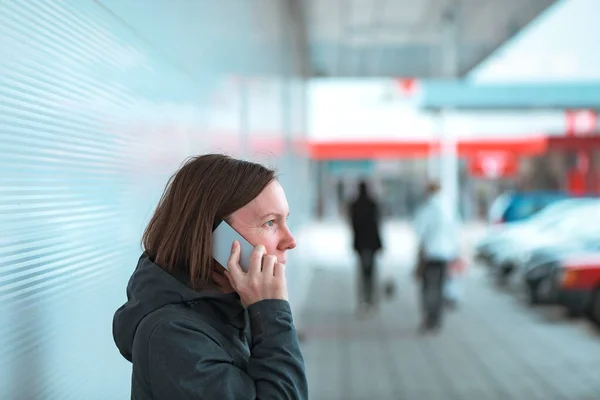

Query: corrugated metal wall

[0,1,312,398]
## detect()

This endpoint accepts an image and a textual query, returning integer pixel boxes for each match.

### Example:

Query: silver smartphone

[212,220,255,272]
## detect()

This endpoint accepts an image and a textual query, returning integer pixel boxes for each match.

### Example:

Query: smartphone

[212,220,255,272]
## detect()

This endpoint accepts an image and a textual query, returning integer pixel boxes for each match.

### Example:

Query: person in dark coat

[349,180,383,314]
[112,154,308,399]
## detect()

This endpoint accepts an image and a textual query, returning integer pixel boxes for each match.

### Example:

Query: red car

[555,253,600,324]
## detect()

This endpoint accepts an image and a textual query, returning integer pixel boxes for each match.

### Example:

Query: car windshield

[508,197,539,221]
[550,204,600,238]
[530,199,599,230]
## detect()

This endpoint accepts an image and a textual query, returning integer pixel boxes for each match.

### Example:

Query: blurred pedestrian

[413,181,460,333]
[349,180,383,316]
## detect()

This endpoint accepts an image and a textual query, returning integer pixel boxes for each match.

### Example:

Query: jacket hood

[112,253,242,362]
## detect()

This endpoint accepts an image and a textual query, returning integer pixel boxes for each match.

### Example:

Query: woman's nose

[287,236,297,250]
[281,226,296,250]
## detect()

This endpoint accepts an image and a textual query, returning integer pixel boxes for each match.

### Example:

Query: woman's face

[228,180,296,264]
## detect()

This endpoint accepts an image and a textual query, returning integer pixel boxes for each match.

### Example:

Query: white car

[481,199,600,284]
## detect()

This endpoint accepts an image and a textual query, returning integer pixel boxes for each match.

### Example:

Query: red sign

[395,78,419,96]
[567,169,586,195]
[567,151,598,195]
[468,152,518,179]
[566,109,597,136]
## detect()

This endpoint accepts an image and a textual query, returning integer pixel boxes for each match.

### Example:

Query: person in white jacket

[413,181,460,333]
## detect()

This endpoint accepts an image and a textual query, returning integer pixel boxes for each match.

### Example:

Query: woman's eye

[265,220,275,227]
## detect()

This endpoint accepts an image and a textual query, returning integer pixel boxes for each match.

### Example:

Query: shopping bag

[382,278,396,300]
[444,258,467,303]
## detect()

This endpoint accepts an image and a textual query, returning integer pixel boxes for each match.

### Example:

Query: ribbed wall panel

[0,0,311,398]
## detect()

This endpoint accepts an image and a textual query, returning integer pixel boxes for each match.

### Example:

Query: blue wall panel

[0,1,311,398]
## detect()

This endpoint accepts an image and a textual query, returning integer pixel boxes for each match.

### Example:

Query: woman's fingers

[224,242,289,307]
[226,241,243,280]
[262,255,277,277]
[273,263,288,301]
[274,262,286,279]
[223,269,234,286]
[248,244,266,276]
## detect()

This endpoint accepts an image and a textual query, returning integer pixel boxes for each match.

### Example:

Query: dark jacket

[113,253,308,399]
[349,188,383,252]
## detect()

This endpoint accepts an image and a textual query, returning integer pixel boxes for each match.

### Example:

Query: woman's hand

[222,241,288,308]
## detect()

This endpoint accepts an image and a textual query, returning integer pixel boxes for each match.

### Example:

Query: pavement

[297,220,600,400]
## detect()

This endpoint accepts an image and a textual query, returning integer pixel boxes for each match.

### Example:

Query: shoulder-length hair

[142,154,275,290]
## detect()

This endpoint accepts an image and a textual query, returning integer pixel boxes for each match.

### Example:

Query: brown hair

[142,154,276,290]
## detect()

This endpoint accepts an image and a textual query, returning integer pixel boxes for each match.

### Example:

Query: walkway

[298,221,600,400]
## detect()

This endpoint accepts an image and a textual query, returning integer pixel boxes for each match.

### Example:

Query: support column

[440,2,460,78]
[439,110,459,214]
[437,1,461,215]
[239,77,250,159]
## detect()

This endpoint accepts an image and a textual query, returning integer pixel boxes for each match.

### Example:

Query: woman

[113,154,308,399]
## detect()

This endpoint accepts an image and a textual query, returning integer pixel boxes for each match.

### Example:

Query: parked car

[552,253,600,321]
[476,199,600,283]
[509,201,600,275]
[520,233,600,304]
[487,191,571,225]
[476,198,595,263]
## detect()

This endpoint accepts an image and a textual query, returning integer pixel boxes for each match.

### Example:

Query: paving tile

[299,264,600,400]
